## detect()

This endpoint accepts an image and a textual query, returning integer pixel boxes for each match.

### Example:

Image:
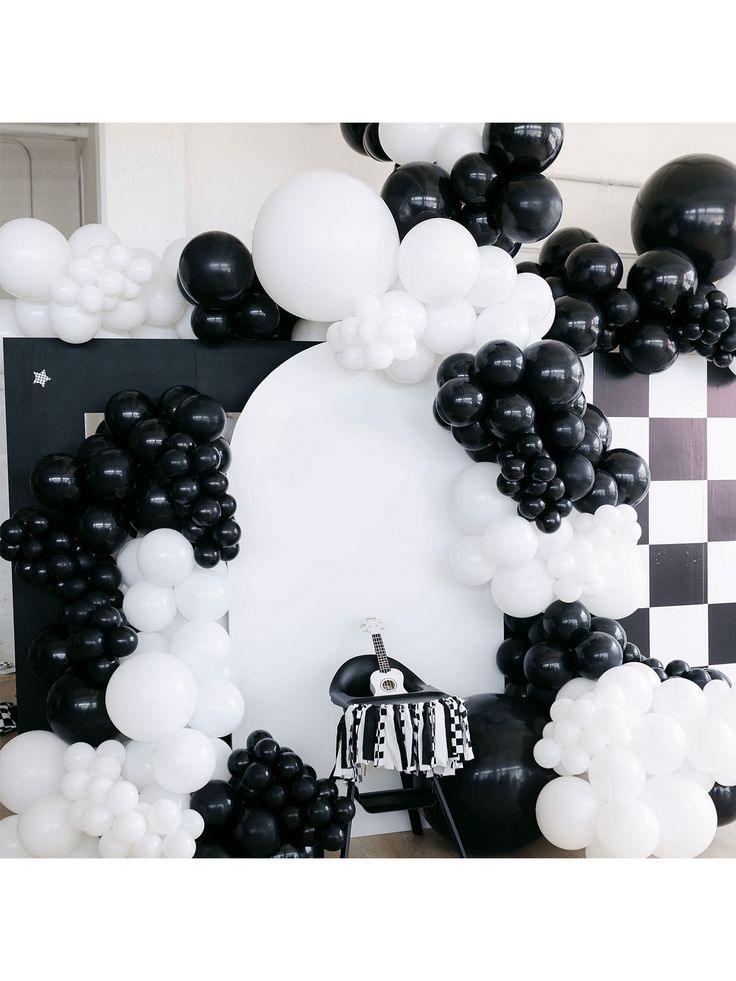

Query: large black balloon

[190,780,238,836]
[29,455,82,509]
[710,783,736,827]
[627,248,698,311]
[84,448,136,503]
[483,123,564,174]
[546,296,602,355]
[539,227,598,277]
[522,340,584,408]
[176,394,227,442]
[178,231,255,309]
[78,506,127,553]
[46,672,120,746]
[619,320,679,374]
[422,694,553,856]
[104,390,155,441]
[339,123,370,156]
[381,163,459,239]
[474,340,524,390]
[598,448,651,506]
[231,808,281,858]
[450,152,502,206]
[494,173,562,243]
[564,243,623,297]
[553,452,595,501]
[495,638,527,684]
[631,154,736,281]
[28,626,70,686]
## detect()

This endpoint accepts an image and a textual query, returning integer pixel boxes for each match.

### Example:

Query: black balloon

[543,600,592,645]
[601,288,640,329]
[176,395,227,442]
[435,378,485,427]
[46,672,120,745]
[178,231,255,309]
[191,307,232,343]
[496,638,527,683]
[483,122,564,174]
[582,404,612,451]
[574,631,623,679]
[631,153,736,281]
[422,694,553,856]
[104,390,155,440]
[339,123,370,156]
[710,783,736,827]
[29,454,82,509]
[450,152,502,206]
[78,506,127,553]
[575,470,619,513]
[620,319,680,374]
[381,163,459,239]
[190,780,238,836]
[522,340,584,408]
[28,626,70,686]
[627,248,698,311]
[458,204,501,246]
[523,642,575,690]
[539,227,598,277]
[487,392,535,439]
[437,352,474,386]
[474,340,525,390]
[231,808,281,858]
[232,292,281,340]
[158,385,198,423]
[362,123,391,161]
[539,411,585,453]
[598,448,651,506]
[546,295,603,356]
[553,452,595,501]
[134,480,177,530]
[84,448,136,503]
[591,616,627,648]
[493,173,562,243]
[564,243,623,297]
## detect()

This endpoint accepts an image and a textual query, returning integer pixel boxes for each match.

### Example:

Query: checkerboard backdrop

[585,351,736,681]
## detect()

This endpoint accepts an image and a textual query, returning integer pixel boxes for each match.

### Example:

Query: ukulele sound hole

[381,679,397,692]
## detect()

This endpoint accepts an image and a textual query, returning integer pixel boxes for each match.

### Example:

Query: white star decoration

[33,369,51,388]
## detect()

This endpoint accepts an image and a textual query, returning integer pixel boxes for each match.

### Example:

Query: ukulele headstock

[360,617,384,635]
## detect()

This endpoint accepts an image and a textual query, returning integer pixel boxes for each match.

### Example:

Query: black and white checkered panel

[589,351,736,681]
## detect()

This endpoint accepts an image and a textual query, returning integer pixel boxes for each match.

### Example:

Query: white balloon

[475,295,531,349]
[121,740,156,787]
[557,677,597,701]
[64,741,96,771]
[585,838,615,858]
[189,678,245,737]
[152,728,217,794]
[677,761,716,792]
[61,770,90,801]
[144,275,187,327]
[491,559,555,617]
[17,794,81,857]
[82,803,114,837]
[163,829,196,859]
[448,462,515,533]
[513,273,555,325]
[378,123,446,164]
[465,246,517,309]
[102,296,147,331]
[136,529,195,587]
[139,783,188,809]
[112,809,147,844]
[116,538,144,587]
[631,713,688,775]
[169,620,232,679]
[596,664,654,715]
[0,218,70,300]
[536,776,602,850]
[422,299,477,354]
[588,748,646,801]
[596,799,659,858]
[105,653,198,741]
[48,301,100,343]
[180,808,205,839]
[434,124,482,173]
[398,219,479,306]
[449,535,496,586]
[123,580,178,632]
[98,833,130,858]
[253,171,398,321]
[0,815,31,857]
[147,797,182,835]
[482,515,538,569]
[13,299,53,336]
[687,717,736,775]
[132,833,163,858]
[652,677,708,727]
[0,730,67,814]
[161,237,188,278]
[175,570,231,621]
[291,319,330,342]
[533,739,563,769]
[90,754,122,780]
[641,774,717,858]
[106,780,139,815]
[134,632,170,653]
[384,342,436,384]
[210,738,232,781]
[68,223,119,258]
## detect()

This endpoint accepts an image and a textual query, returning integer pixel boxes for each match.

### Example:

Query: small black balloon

[620,320,680,375]
[483,122,564,174]
[583,404,612,451]
[575,470,619,513]
[591,616,627,648]
[339,123,370,156]
[362,122,391,161]
[176,394,227,442]
[539,411,585,453]
[458,204,501,246]
[474,340,525,390]
[134,481,177,531]
[495,638,527,685]
[231,808,281,858]
[190,307,232,343]
[435,378,486,428]
[710,783,736,827]
[106,626,138,658]
[46,672,120,746]
[232,292,281,340]
[553,452,595,501]
[627,248,698,312]
[190,780,238,835]
[320,823,347,851]
[523,642,575,690]
[539,227,599,277]
[78,506,127,554]
[487,392,535,439]
[545,295,602,356]
[28,626,70,686]
[601,288,640,330]
[494,173,563,244]
[574,632,624,679]
[158,386,199,424]
[246,728,272,751]
[290,774,318,804]
[30,454,82,509]
[543,600,592,645]
[437,352,474,387]
[598,448,651,506]
[564,243,623,297]
[450,152,502,206]
[253,737,281,764]
[331,797,356,825]
[84,448,136,503]
[104,390,155,441]
[381,163,459,239]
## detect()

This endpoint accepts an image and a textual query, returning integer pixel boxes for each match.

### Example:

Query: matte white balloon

[588,748,646,801]
[596,799,659,858]
[652,677,708,727]
[121,740,156,787]
[116,538,144,587]
[105,653,198,741]
[68,223,119,258]
[378,123,446,164]
[422,299,477,355]
[189,678,245,737]
[14,299,53,336]
[169,620,231,679]
[448,462,515,533]
[0,729,67,814]
[465,246,517,309]
[536,776,602,850]
[434,124,482,173]
[175,570,231,621]
[398,219,480,306]
[0,814,31,857]
[0,218,70,300]
[482,515,538,569]
[641,774,717,858]
[631,713,688,775]
[123,581,178,632]
[137,529,195,587]
[449,536,496,586]
[491,559,556,617]
[152,728,217,793]
[17,794,81,857]
[147,798,182,835]
[384,342,436,384]
[48,301,101,343]
[163,829,197,859]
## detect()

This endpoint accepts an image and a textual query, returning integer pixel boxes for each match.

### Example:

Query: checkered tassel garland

[0,702,16,734]
[334,697,473,783]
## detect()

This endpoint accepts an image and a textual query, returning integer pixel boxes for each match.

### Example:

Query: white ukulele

[361,618,407,696]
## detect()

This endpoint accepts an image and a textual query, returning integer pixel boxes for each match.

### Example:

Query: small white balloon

[132,833,163,858]
[163,829,197,859]
[137,529,195,587]
[13,299,53,337]
[106,780,139,815]
[465,246,517,309]
[482,515,538,569]
[422,299,477,355]
[48,301,100,343]
[17,795,81,857]
[147,798,182,835]
[112,809,147,844]
[0,815,31,858]
[82,803,114,837]
[98,833,130,858]
[64,741,96,771]
[631,713,688,775]
[68,224,119,258]
[152,728,217,794]
[121,740,156,787]
[490,559,556,618]
[384,342,436,384]
[123,581,178,632]
[398,219,480,306]
[378,123,447,164]
[180,808,205,839]
[533,739,563,769]
[434,124,483,173]
[536,777,602,851]
[448,536,496,586]
[116,538,144,587]
[0,730,67,814]
[175,570,231,621]
[189,678,245,738]
[652,677,708,727]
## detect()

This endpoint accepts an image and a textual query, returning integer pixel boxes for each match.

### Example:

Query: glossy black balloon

[539,227,598,277]
[67,627,105,661]
[543,600,592,645]
[601,288,640,329]
[631,154,736,281]
[483,122,564,174]
[331,797,356,825]
[545,295,602,356]
[275,752,303,782]
[591,616,627,648]
[84,448,136,503]
[134,480,177,530]
[46,672,120,746]
[28,626,70,686]
[339,123,370,155]
[158,385,198,424]
[362,122,391,161]
[231,808,281,858]
[77,434,116,463]
[494,173,562,243]
[495,637,527,684]
[627,248,698,311]
[452,420,495,452]
[598,448,651,506]
[178,231,255,309]
[540,410,585,453]
[474,340,525,390]
[232,292,281,340]
[522,340,584,408]
[435,378,485,428]
[710,783,736,827]
[381,163,459,239]
[176,394,226,442]
[450,152,502,206]
[574,631,623,679]
[77,506,127,553]
[104,390,155,441]
[575,470,619,513]
[422,694,553,855]
[190,780,238,836]
[437,352,474,387]
[29,454,82,509]
[620,319,680,374]
[553,452,595,501]
[191,307,232,343]
[458,204,501,246]
[564,243,623,297]
[105,626,137,658]
[582,404,612,451]
[523,642,575,690]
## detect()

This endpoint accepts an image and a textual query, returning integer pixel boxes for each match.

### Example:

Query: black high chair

[329,655,467,858]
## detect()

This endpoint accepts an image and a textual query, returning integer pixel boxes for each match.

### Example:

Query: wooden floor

[341,825,736,858]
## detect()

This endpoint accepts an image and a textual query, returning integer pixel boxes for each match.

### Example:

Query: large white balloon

[105,652,198,741]
[434,124,482,173]
[535,776,602,850]
[0,218,70,300]
[116,538,144,587]
[398,219,480,306]
[422,299,477,355]
[48,301,100,343]
[482,515,538,569]
[0,814,31,857]
[169,620,231,679]
[631,713,688,775]
[587,748,646,802]
[160,237,188,278]
[378,123,447,164]
[465,246,517,309]
[384,342,436,384]
[491,559,556,617]
[596,799,659,858]
[448,462,515,533]
[252,171,399,321]
[175,570,231,621]
[123,580,178,632]
[291,319,330,342]
[652,677,708,727]
[152,728,217,793]
[17,794,81,857]
[13,299,53,337]
[641,774,717,858]
[121,740,156,787]
[0,729,67,814]
[189,678,245,737]
[136,529,195,587]
[449,536,496,586]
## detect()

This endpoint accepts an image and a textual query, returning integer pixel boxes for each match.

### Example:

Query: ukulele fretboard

[372,634,391,673]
